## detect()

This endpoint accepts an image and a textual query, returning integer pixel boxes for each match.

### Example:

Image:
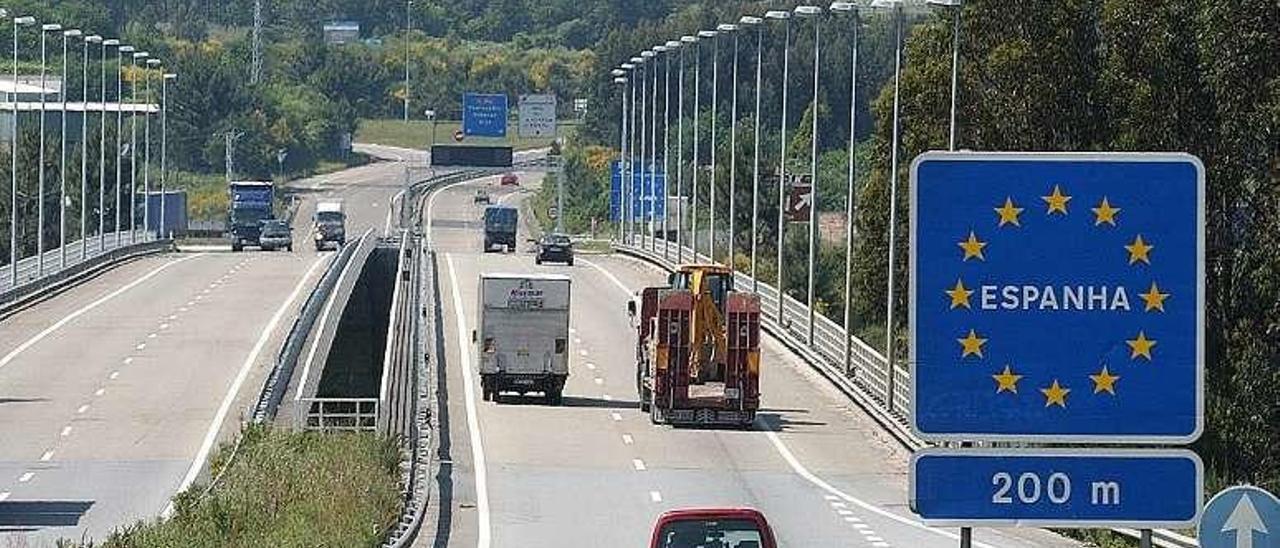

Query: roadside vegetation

[59,426,402,548]
[356,119,579,153]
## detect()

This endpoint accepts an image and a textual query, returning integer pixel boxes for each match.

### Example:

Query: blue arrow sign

[462,93,508,137]
[909,152,1205,443]
[910,449,1203,528]
[1200,486,1280,548]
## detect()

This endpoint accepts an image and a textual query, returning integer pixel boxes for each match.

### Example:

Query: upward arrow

[1223,494,1269,548]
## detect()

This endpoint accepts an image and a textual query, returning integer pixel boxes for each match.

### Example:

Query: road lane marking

[160,323,170,330]
[844,516,861,523]
[123,358,133,365]
[0,492,9,502]
[602,394,612,401]
[649,491,662,503]
[40,450,53,461]
[94,388,105,397]
[148,333,157,339]
[632,459,647,471]
[136,343,146,350]
[763,430,992,547]
[586,363,596,371]
[594,378,604,385]
[109,371,119,380]
[60,426,72,437]
[0,254,203,371]
[621,434,633,445]
[166,253,327,519]
[76,405,89,414]
[445,254,492,548]
[580,258,633,297]
[611,412,622,422]
[17,472,33,483]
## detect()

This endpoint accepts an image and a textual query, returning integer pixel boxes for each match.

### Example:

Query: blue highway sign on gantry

[462,93,508,137]
[1199,486,1280,548]
[909,152,1205,443]
[911,449,1203,528]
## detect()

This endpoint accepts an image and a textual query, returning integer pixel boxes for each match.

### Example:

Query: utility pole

[251,0,263,85]
[405,0,413,122]
[224,129,245,183]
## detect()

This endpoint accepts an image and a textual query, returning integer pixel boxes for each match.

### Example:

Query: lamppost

[718,23,739,270]
[131,51,149,242]
[115,45,132,246]
[831,1,862,376]
[641,49,655,250]
[82,34,101,260]
[700,29,720,262]
[663,40,679,260]
[796,5,822,344]
[10,15,35,287]
[741,15,763,290]
[612,72,627,243]
[404,0,414,123]
[146,57,161,237]
[620,63,635,243]
[928,0,963,151]
[690,34,702,258]
[678,35,696,263]
[99,39,116,252]
[60,28,80,269]
[765,9,791,324]
[162,73,176,239]
[872,0,905,414]
[38,23,62,275]
[629,56,642,245]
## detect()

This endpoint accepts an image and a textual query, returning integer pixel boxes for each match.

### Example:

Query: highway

[0,143,419,544]
[421,175,1083,547]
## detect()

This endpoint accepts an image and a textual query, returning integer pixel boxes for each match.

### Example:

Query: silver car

[259,219,294,252]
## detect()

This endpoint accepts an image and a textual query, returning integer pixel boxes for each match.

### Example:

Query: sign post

[908,152,1206,537]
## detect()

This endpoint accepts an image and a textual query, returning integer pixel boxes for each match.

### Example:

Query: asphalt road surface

[420,176,1082,548]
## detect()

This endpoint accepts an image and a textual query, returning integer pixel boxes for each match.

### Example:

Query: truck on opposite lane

[476,274,571,405]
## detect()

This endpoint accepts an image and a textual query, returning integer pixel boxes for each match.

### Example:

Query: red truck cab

[649,508,777,548]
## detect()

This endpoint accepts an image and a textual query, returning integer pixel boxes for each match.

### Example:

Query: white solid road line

[165,253,328,518]
[580,258,633,297]
[445,254,492,548]
[0,254,204,371]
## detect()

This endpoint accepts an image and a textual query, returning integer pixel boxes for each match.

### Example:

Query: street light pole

[643,49,657,251]
[719,23,740,271]
[11,16,35,287]
[113,46,129,247]
[927,0,963,150]
[162,73,176,239]
[99,40,114,252]
[766,10,791,324]
[131,51,149,242]
[797,5,823,345]
[663,41,678,260]
[885,3,904,413]
[638,55,648,246]
[832,1,860,375]
[39,23,61,276]
[679,35,695,264]
[628,57,641,245]
[82,35,100,260]
[741,15,763,290]
[146,57,161,237]
[691,36,701,258]
[60,29,80,269]
[703,29,719,262]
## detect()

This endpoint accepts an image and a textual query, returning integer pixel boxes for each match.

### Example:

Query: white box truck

[475,273,571,404]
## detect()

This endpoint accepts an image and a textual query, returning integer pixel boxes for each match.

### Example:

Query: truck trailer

[228,181,275,251]
[630,264,762,427]
[476,274,572,404]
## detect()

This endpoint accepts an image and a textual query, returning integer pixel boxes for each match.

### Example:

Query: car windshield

[261,221,289,235]
[546,235,570,245]
[316,211,344,224]
[657,519,765,548]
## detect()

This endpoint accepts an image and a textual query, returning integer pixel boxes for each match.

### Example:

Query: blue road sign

[909,152,1205,443]
[910,449,1203,528]
[610,160,667,222]
[1200,486,1280,548]
[462,93,508,137]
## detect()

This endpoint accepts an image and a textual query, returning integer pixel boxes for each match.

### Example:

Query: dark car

[649,508,777,548]
[535,233,574,266]
[258,219,293,252]
[474,189,491,204]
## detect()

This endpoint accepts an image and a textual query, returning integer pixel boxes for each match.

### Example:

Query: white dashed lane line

[632,459,647,471]
[76,405,89,414]
[39,451,53,462]
[621,434,633,445]
[17,473,33,483]
[610,412,622,422]
[59,426,72,437]
[649,491,663,503]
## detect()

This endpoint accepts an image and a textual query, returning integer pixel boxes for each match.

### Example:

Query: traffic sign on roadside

[518,94,557,138]
[1199,486,1280,548]
[909,152,1205,443]
[911,448,1203,528]
[787,176,812,223]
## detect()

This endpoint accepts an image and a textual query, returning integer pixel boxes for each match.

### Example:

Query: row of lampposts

[3,10,177,288]
[611,0,963,411]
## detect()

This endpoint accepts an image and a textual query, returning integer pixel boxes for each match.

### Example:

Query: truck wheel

[287,244,293,252]
[232,243,242,252]
[567,258,574,266]
[649,401,663,425]
[546,388,563,406]
[640,390,651,413]
[535,256,542,265]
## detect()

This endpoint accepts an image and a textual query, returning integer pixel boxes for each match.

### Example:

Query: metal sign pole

[959,527,971,548]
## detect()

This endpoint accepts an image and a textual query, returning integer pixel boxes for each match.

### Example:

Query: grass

[67,425,402,548]
[356,118,579,152]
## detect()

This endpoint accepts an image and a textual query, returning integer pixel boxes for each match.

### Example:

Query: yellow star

[958,330,988,358]
[1042,185,1072,215]
[958,231,987,261]
[1092,197,1121,226]
[1090,366,1121,395]
[1126,235,1154,265]
[1040,379,1071,408]
[992,365,1023,394]
[945,279,973,310]
[1140,282,1170,312]
[1127,331,1157,361]
[994,197,1024,227]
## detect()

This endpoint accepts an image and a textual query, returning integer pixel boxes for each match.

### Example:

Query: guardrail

[252,230,368,423]
[0,231,165,318]
[615,236,1199,548]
